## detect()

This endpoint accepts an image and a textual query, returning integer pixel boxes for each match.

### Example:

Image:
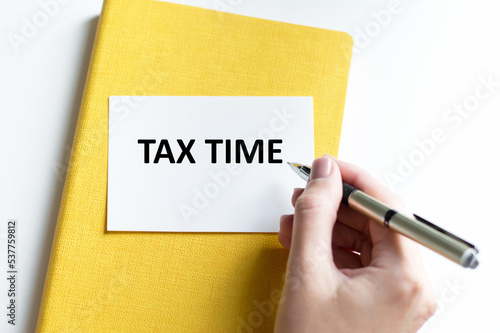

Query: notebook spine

[36,0,112,330]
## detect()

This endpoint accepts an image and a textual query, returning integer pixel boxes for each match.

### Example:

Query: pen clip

[413,214,478,251]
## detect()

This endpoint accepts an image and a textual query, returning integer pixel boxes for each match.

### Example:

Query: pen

[287,162,479,269]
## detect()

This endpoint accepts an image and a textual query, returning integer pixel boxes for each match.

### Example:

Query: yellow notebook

[36,0,352,331]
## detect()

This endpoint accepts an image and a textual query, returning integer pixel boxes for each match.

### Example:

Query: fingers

[282,156,421,277]
[291,188,304,207]
[280,213,373,266]
[335,203,370,233]
[287,156,343,279]
[282,204,374,270]
[331,157,400,205]
[280,214,370,253]
[278,214,293,250]
[330,156,420,268]
[332,246,363,269]
[294,188,370,233]
[332,222,372,254]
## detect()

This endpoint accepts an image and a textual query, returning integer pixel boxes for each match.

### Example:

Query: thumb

[288,156,343,276]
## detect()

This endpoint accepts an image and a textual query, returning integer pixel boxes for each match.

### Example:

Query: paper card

[107,96,314,232]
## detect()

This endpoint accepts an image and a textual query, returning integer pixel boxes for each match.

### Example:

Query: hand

[275,156,436,333]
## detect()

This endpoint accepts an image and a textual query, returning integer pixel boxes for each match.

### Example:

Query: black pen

[287,162,479,269]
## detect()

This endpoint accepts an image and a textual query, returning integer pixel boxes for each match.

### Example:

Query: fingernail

[310,156,332,180]
[279,215,287,232]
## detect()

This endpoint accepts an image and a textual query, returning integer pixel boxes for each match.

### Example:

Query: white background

[1,0,499,331]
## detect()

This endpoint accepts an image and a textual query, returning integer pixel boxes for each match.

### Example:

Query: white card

[108,96,314,232]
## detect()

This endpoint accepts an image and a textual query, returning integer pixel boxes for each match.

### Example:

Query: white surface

[108,96,313,232]
[0,0,499,331]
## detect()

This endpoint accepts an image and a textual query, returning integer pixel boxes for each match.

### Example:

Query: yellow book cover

[36,0,353,331]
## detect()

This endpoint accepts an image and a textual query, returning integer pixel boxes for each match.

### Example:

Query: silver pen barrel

[287,162,479,269]
[348,191,479,268]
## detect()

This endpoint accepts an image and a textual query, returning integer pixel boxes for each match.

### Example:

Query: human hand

[275,156,436,333]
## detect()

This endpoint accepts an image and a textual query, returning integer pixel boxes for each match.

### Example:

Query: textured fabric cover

[36,0,352,331]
